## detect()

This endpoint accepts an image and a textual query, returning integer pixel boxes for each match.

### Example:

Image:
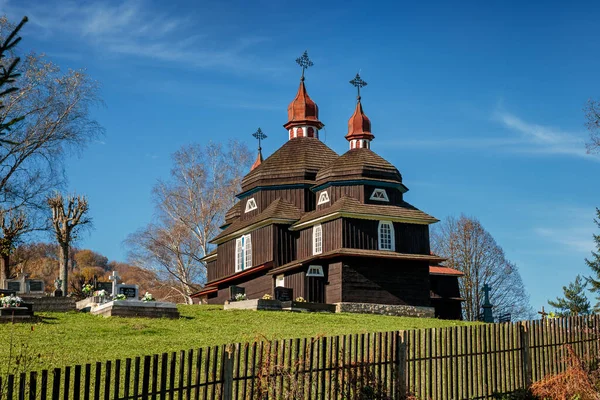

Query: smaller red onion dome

[283,79,324,130]
[345,99,374,142]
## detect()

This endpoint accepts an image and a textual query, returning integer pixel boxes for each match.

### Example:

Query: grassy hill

[1,305,476,371]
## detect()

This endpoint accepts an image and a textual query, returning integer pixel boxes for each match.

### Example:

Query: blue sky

[3,0,600,313]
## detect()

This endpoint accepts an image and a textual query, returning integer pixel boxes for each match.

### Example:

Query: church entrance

[306,265,325,303]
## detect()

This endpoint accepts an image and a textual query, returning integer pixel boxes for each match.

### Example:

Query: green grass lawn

[1,305,476,371]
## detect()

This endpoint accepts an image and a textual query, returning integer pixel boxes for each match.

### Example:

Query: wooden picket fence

[2,314,600,399]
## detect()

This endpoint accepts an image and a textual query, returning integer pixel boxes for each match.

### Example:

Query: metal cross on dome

[252,127,267,150]
[350,73,368,99]
[296,51,313,80]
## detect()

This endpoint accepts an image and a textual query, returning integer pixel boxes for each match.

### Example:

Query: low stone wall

[335,302,435,318]
[21,296,77,312]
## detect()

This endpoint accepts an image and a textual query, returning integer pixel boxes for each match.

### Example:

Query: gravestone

[7,281,21,293]
[118,285,139,299]
[96,282,112,295]
[274,287,293,302]
[28,280,44,293]
[229,285,245,300]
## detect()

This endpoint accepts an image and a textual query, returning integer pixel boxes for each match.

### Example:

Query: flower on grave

[234,293,247,302]
[54,278,62,290]
[94,289,108,298]
[1,294,23,308]
[142,292,155,302]
[114,294,127,301]
[262,294,272,300]
[295,297,306,303]
[82,284,93,297]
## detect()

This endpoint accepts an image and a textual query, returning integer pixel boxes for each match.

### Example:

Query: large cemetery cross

[109,271,120,297]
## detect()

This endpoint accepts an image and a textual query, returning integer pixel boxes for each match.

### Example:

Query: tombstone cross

[538,306,548,320]
[481,283,494,323]
[109,271,121,296]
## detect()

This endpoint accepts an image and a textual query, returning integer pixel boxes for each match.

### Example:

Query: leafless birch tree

[127,141,251,304]
[431,215,533,321]
[47,193,91,293]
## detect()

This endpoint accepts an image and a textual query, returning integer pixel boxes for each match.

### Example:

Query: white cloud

[381,109,598,162]
[4,0,272,73]
[533,206,597,254]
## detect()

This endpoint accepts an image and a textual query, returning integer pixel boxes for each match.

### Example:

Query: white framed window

[276,274,285,287]
[370,188,389,202]
[235,234,253,272]
[245,198,258,213]
[312,224,323,255]
[378,221,395,251]
[307,265,324,277]
[317,191,330,205]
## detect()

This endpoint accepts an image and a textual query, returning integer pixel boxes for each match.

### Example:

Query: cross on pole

[295,51,313,80]
[252,127,267,151]
[349,72,368,100]
[109,270,120,296]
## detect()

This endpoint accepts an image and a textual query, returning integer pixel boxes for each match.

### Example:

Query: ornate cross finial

[349,73,368,100]
[296,51,313,81]
[252,127,267,150]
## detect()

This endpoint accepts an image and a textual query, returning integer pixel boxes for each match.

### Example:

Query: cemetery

[75,271,180,319]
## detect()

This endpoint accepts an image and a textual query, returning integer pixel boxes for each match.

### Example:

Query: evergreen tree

[587,208,600,310]
[548,275,591,316]
[0,16,27,137]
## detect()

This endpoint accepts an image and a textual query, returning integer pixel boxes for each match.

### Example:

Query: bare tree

[127,141,251,303]
[0,16,102,214]
[0,208,28,285]
[47,193,91,293]
[585,99,600,154]
[431,215,533,321]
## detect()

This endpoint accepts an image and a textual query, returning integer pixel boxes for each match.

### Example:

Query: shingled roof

[315,148,402,187]
[211,198,303,244]
[241,137,338,193]
[291,196,438,229]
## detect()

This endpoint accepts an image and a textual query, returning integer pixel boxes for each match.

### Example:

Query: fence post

[395,331,407,399]
[222,344,235,400]
[520,322,533,388]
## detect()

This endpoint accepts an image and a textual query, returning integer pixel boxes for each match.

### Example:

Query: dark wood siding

[215,240,236,281]
[245,187,314,213]
[252,225,274,267]
[207,274,273,305]
[206,260,217,282]
[284,270,305,299]
[212,226,274,282]
[342,218,378,250]
[364,185,403,205]
[342,218,430,255]
[297,219,343,259]
[394,223,430,254]
[315,188,331,211]
[274,225,297,267]
[329,185,364,204]
[326,262,342,303]
[341,258,430,306]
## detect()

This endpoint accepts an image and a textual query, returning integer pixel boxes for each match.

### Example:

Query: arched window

[378,221,395,251]
[235,234,252,272]
[313,224,323,255]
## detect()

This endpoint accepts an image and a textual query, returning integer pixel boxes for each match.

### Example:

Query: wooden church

[192,53,463,319]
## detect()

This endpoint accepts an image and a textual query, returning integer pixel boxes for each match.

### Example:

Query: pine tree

[587,208,600,311]
[548,275,591,316]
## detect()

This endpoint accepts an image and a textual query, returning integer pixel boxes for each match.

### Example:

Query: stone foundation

[21,296,77,312]
[335,302,435,318]
[281,301,336,313]
[91,300,180,318]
